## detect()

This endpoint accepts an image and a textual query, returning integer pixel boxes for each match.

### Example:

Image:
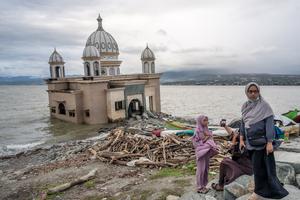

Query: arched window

[58,103,66,115]
[85,62,91,76]
[117,67,120,75]
[151,62,155,73]
[144,62,149,73]
[109,67,115,75]
[55,66,60,78]
[101,68,106,75]
[93,62,99,76]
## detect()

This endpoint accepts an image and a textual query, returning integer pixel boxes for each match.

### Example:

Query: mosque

[45,14,161,124]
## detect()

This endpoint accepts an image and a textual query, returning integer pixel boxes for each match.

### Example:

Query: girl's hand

[266,142,273,155]
[203,135,211,142]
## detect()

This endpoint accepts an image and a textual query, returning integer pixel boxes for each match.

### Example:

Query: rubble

[87,124,231,169]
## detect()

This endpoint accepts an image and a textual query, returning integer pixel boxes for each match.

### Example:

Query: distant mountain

[161,70,300,85]
[0,76,45,85]
[1,71,300,85]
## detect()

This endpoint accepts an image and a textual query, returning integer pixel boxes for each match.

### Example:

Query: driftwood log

[47,168,97,195]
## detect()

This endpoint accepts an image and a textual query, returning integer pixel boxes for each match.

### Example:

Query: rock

[236,194,251,200]
[0,170,3,175]
[179,191,220,200]
[276,162,296,185]
[281,185,300,200]
[223,175,254,200]
[279,137,300,153]
[204,195,217,200]
[224,182,247,200]
[233,175,254,189]
[142,112,149,119]
[166,195,180,200]
[237,185,300,200]
[275,151,300,173]
[13,169,25,176]
[296,174,300,187]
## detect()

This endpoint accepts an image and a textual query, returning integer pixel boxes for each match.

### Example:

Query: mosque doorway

[58,103,66,115]
[128,99,143,118]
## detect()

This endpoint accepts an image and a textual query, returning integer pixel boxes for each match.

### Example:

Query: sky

[0,0,300,77]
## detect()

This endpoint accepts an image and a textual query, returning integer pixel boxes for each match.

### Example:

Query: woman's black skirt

[249,149,289,199]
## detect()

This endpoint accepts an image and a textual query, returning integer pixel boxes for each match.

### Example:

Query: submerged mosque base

[46,74,161,124]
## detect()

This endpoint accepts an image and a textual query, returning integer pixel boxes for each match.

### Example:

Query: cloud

[0,0,300,77]
[249,46,278,55]
[157,29,167,36]
[172,47,223,54]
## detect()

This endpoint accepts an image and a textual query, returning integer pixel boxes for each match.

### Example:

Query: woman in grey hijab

[240,82,288,200]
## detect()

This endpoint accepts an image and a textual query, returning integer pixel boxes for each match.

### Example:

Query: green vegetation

[173,179,191,187]
[84,180,96,189]
[150,161,196,180]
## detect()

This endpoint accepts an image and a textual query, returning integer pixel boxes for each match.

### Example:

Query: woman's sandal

[197,187,210,194]
[211,183,224,191]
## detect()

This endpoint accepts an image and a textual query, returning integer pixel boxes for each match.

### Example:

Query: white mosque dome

[49,48,64,64]
[82,45,100,58]
[141,45,155,60]
[85,14,119,56]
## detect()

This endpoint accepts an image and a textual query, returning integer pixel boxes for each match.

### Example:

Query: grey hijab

[241,82,274,128]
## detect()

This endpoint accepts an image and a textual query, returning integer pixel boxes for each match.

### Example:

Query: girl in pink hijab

[192,115,219,193]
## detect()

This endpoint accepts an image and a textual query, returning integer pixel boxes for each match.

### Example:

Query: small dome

[141,45,155,60]
[49,48,64,64]
[82,45,100,58]
[85,14,119,56]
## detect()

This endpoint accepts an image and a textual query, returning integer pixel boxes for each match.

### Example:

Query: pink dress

[192,118,218,190]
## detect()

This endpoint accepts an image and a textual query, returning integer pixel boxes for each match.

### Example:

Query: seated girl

[211,120,253,191]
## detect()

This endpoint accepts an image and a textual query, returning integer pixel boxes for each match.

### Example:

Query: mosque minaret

[48,48,65,78]
[141,45,155,74]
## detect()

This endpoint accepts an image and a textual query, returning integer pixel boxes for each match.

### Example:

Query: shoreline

[1,113,299,199]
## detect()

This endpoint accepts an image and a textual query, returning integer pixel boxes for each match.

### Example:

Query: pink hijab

[193,115,212,142]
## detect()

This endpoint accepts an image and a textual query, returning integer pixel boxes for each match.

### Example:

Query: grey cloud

[172,47,223,54]
[157,29,167,36]
[121,46,143,54]
[122,44,168,55]
[249,46,278,55]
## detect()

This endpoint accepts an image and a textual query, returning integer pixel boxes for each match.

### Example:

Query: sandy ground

[0,142,206,200]
[0,152,202,200]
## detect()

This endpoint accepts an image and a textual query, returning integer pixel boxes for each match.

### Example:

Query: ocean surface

[0,85,299,156]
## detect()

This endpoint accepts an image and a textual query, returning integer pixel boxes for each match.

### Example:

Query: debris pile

[87,128,231,168]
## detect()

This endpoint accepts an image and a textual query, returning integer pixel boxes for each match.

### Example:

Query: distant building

[45,14,161,124]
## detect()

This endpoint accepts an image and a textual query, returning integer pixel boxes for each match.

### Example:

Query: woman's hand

[266,142,273,155]
[239,140,246,150]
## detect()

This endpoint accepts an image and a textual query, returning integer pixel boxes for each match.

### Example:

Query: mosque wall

[78,82,108,124]
[48,91,83,123]
[106,88,126,122]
